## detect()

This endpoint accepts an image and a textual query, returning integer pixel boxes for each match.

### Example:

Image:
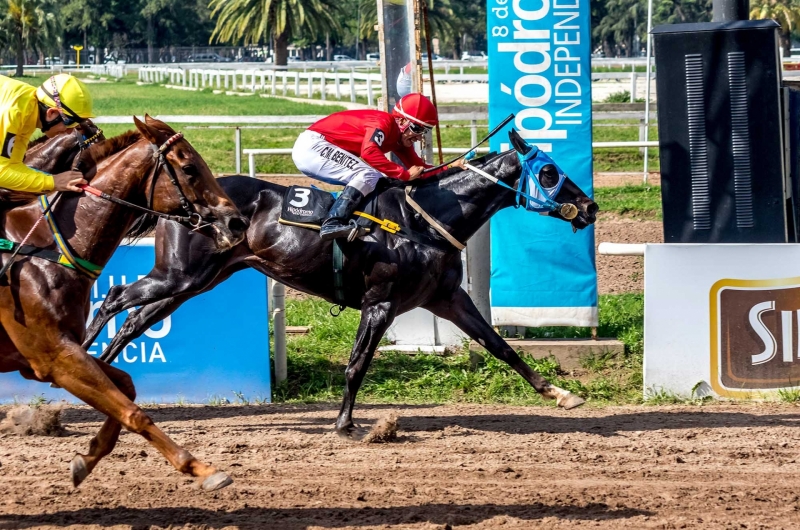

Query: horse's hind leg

[335,296,399,438]
[426,288,585,409]
[25,340,231,491]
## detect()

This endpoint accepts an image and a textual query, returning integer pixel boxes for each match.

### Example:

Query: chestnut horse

[85,129,598,438]
[0,116,248,491]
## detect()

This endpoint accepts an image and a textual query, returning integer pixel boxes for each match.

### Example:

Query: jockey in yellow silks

[0,74,94,193]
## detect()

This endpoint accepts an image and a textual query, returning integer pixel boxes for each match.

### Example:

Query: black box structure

[785,87,800,241]
[652,20,786,243]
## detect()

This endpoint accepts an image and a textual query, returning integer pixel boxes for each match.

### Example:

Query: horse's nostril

[227,216,250,234]
[587,203,599,216]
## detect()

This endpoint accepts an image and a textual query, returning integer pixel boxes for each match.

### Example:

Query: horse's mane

[28,135,50,148]
[84,130,142,164]
[384,151,506,190]
[72,129,152,241]
[125,213,158,241]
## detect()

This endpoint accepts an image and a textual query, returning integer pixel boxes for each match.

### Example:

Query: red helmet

[392,93,438,129]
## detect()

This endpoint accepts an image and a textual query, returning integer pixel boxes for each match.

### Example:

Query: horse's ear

[508,128,532,156]
[134,115,163,144]
[144,113,155,125]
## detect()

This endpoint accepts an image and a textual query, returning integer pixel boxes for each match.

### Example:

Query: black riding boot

[319,186,365,241]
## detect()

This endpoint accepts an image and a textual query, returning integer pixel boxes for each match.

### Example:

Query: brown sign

[712,279,800,395]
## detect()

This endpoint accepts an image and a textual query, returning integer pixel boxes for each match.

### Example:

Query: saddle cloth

[279,185,376,232]
[279,186,335,228]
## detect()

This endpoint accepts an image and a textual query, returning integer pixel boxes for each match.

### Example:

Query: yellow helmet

[36,74,95,127]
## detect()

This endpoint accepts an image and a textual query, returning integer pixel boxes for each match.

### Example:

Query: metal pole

[470,119,478,146]
[713,0,749,22]
[643,0,654,183]
[467,224,491,322]
[235,127,242,174]
[272,281,287,385]
[422,0,444,164]
[249,153,256,179]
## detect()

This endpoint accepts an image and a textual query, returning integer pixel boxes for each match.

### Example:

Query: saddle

[278,186,384,237]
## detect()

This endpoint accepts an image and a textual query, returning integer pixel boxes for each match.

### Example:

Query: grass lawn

[275,295,644,406]
[595,184,662,219]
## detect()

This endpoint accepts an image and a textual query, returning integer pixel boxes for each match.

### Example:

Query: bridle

[80,132,207,229]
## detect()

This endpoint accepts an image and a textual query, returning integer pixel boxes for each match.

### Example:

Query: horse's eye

[182,164,197,178]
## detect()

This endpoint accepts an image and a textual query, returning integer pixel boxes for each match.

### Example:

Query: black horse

[85,130,599,437]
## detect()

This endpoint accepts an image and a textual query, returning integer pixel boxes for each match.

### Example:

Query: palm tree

[3,0,61,76]
[594,0,648,57]
[209,0,341,66]
[750,0,800,57]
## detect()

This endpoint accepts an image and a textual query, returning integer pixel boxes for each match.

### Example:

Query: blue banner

[487,0,597,326]
[0,241,271,404]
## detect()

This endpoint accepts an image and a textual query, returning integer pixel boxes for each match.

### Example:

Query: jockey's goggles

[407,122,431,135]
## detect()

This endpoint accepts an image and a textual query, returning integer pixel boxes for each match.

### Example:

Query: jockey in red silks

[291,93,464,241]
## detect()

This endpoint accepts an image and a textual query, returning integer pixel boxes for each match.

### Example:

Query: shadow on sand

[0,501,653,529]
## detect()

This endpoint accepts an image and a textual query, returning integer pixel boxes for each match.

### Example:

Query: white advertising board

[645,244,800,398]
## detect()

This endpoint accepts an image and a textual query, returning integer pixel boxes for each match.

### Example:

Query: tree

[750,0,800,57]
[3,0,61,75]
[654,0,711,24]
[594,0,648,57]
[209,0,341,65]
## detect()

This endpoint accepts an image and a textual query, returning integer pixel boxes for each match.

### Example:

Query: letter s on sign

[290,188,311,207]
[750,300,777,365]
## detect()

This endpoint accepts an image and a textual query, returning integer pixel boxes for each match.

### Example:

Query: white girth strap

[404,186,466,251]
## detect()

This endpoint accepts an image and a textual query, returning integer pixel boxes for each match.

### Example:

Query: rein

[463,160,578,220]
[80,132,205,228]
[0,131,206,280]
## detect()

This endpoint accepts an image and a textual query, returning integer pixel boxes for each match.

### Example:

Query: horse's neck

[411,155,517,243]
[26,138,77,174]
[50,141,153,267]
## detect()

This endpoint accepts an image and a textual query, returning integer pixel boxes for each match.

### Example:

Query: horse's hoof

[558,393,586,410]
[335,425,366,441]
[201,471,233,492]
[70,455,89,488]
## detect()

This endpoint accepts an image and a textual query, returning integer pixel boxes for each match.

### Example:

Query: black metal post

[712,0,749,22]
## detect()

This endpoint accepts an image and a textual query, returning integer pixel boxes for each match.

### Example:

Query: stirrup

[321,220,364,241]
[346,220,366,242]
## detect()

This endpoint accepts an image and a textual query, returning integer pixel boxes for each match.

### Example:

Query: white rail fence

[88,64,128,79]
[137,66,663,105]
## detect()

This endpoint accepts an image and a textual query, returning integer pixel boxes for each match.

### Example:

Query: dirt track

[2,402,800,529]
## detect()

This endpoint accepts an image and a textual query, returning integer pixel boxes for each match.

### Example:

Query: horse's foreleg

[98,265,241,364]
[426,288,585,409]
[70,359,136,486]
[336,298,398,438]
[99,297,181,363]
[84,265,223,351]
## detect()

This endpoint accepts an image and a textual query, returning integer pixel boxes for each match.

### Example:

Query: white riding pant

[292,130,383,195]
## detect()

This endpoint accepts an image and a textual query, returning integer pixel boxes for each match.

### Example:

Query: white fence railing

[88,64,127,79]
[137,66,663,105]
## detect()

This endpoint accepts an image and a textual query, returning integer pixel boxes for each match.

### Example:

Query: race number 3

[289,188,311,207]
